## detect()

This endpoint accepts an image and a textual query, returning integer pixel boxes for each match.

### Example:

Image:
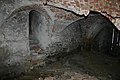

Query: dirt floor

[15,49,120,80]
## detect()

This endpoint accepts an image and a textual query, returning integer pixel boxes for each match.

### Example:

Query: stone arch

[82,13,120,54]
[29,10,52,54]
[0,4,53,79]
[0,3,53,52]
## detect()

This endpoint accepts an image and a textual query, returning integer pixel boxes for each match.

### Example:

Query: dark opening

[29,10,40,55]
[29,10,50,55]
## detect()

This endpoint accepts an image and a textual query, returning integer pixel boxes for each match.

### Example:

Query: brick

[48,0,120,29]
[99,3,103,6]
[89,0,94,2]
[64,14,73,20]
[84,0,88,2]
[63,1,68,5]
[59,0,62,2]
[104,6,109,10]
[55,13,63,19]
[71,1,76,5]
[74,0,80,7]
[79,0,84,2]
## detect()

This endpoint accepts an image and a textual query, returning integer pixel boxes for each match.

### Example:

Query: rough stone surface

[0,10,29,79]
[78,13,115,53]
[0,0,119,79]
[0,0,79,79]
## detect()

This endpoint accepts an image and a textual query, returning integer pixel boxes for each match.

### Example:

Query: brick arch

[0,3,54,56]
[3,4,52,25]
[44,0,120,30]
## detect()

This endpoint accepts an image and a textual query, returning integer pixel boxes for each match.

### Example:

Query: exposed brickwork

[45,0,120,29]
[50,7,78,20]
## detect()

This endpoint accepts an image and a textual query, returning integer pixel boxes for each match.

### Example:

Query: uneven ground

[14,47,120,80]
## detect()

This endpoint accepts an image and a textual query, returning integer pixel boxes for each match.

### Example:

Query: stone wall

[0,0,80,79]
[0,0,119,79]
